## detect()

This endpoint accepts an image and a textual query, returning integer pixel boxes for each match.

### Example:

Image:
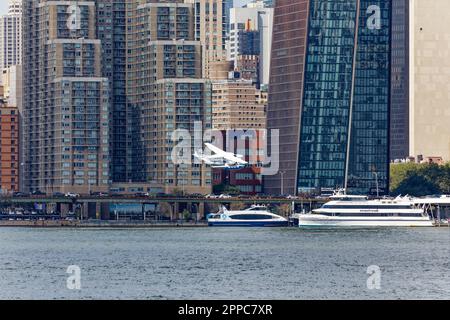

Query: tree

[274,204,292,217]
[390,162,450,196]
[157,203,172,220]
[172,188,185,197]
[213,183,240,196]
[230,202,246,211]
[182,209,191,221]
[390,162,420,191]
[436,163,450,194]
[393,173,440,197]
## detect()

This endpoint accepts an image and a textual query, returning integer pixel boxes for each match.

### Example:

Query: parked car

[156,192,169,198]
[218,194,232,199]
[32,190,46,196]
[90,191,109,197]
[13,192,29,197]
[52,192,65,198]
[134,192,150,197]
[110,192,126,197]
[65,192,80,198]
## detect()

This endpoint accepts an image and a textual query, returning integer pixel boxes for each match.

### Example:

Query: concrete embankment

[0,220,208,228]
[0,220,447,228]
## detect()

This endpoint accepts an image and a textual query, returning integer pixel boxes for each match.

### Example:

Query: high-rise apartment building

[23,1,110,193]
[127,0,212,194]
[211,78,267,196]
[185,0,230,79]
[212,79,266,130]
[266,0,391,196]
[227,3,273,85]
[409,0,450,161]
[2,65,22,190]
[1,65,22,109]
[0,0,22,71]
[96,1,128,183]
[0,88,19,194]
[235,55,260,84]
[246,0,274,8]
[390,0,409,161]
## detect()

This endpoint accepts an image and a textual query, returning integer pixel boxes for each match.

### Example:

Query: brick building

[0,86,19,193]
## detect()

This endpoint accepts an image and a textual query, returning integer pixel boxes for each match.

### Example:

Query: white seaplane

[194,143,248,169]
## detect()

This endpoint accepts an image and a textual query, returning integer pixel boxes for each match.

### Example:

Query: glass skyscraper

[390,0,409,161]
[267,0,391,195]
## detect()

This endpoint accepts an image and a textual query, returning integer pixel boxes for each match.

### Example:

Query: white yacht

[298,194,433,227]
[207,205,288,227]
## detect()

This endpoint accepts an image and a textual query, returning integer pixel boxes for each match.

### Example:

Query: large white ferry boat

[207,205,288,227]
[298,194,433,227]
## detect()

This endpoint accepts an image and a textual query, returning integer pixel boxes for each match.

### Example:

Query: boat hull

[208,220,289,227]
[298,215,434,228]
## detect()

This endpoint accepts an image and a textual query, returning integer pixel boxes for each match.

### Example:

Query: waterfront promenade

[0,195,326,221]
[0,220,209,228]
[1,195,449,227]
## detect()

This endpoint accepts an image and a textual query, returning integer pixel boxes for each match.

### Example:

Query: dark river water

[0,227,449,300]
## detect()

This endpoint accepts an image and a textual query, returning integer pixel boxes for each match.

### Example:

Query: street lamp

[280,170,286,196]
[178,163,186,196]
[371,165,379,197]
[20,162,25,192]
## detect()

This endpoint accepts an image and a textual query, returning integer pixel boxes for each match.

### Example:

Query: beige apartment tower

[23,1,110,193]
[212,80,266,130]
[410,0,450,161]
[127,0,212,194]
[185,0,230,79]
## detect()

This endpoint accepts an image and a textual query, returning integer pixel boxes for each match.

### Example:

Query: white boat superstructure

[208,205,288,227]
[299,194,433,227]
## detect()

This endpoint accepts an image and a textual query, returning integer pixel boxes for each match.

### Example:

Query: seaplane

[194,143,248,169]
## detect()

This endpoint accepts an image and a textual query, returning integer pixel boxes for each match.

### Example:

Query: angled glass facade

[347,0,391,194]
[297,0,391,195]
[298,0,358,192]
[266,0,391,195]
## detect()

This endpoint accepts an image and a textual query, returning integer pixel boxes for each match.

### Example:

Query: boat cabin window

[246,207,267,211]
[331,196,367,201]
[230,214,273,220]
[319,212,423,217]
[322,205,413,210]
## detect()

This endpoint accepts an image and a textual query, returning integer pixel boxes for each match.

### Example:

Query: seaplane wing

[223,154,247,165]
[205,143,228,156]
[205,143,247,165]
